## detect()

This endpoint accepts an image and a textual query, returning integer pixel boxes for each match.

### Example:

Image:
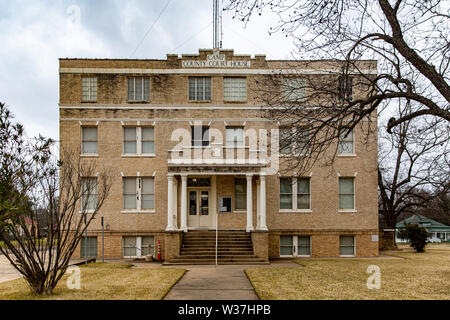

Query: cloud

[0,0,297,141]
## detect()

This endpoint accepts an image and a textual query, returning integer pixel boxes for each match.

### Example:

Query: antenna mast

[213,0,222,49]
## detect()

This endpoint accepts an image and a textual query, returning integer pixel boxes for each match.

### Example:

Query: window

[81,237,97,258]
[279,127,293,155]
[339,236,355,256]
[123,237,137,257]
[191,126,209,147]
[123,236,155,258]
[81,178,97,211]
[189,77,211,101]
[280,236,294,256]
[82,127,98,154]
[280,178,311,211]
[82,77,97,102]
[226,127,244,147]
[224,77,247,101]
[128,77,150,101]
[141,236,155,256]
[338,130,354,154]
[234,178,247,211]
[280,235,311,257]
[338,76,353,101]
[141,178,155,210]
[297,178,311,209]
[283,78,306,102]
[339,178,355,210]
[124,127,137,154]
[298,236,311,256]
[123,127,155,155]
[279,126,309,155]
[280,178,293,209]
[123,178,137,210]
[123,177,154,211]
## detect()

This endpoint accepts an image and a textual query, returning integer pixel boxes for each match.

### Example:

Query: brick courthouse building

[59,49,379,263]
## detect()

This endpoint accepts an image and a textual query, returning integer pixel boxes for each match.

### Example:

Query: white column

[259,174,268,231]
[180,174,188,232]
[173,178,178,229]
[256,180,261,229]
[166,175,175,231]
[246,174,254,232]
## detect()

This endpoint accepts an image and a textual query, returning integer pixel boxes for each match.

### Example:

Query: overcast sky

[0,0,296,141]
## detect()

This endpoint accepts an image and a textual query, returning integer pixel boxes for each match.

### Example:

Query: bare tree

[0,103,112,295]
[225,0,450,171]
[378,101,450,240]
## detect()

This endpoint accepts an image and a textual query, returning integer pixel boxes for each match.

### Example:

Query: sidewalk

[163,261,299,300]
[0,254,21,284]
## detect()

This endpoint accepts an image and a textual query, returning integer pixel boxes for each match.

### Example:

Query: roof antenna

[213,0,222,50]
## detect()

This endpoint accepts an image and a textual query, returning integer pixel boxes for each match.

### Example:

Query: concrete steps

[164,230,269,265]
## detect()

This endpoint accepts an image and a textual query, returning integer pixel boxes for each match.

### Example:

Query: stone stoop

[163,230,269,265]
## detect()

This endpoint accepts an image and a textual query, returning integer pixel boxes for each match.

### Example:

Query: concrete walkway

[0,254,21,284]
[164,261,299,300]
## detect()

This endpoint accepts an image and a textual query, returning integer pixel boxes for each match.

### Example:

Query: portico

[165,172,268,233]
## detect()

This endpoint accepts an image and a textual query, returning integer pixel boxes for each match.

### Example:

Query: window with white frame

[280,178,293,209]
[81,178,97,212]
[123,127,155,155]
[279,127,293,155]
[280,178,311,210]
[339,235,355,256]
[297,178,311,209]
[279,126,309,155]
[234,178,247,211]
[338,130,354,154]
[191,126,210,147]
[82,77,98,102]
[224,77,247,102]
[338,76,353,102]
[123,177,154,211]
[339,178,355,210]
[189,77,211,101]
[82,127,98,154]
[123,236,155,258]
[128,77,150,101]
[283,78,306,102]
[226,127,244,147]
[280,235,311,257]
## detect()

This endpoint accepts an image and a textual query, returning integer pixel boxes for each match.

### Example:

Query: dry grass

[246,246,450,300]
[0,263,185,300]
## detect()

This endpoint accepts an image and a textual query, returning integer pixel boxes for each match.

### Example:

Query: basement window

[280,235,311,257]
[123,236,155,258]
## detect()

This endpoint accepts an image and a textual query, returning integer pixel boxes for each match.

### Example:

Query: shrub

[397,223,429,252]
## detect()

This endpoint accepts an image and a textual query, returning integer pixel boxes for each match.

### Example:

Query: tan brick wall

[268,231,379,258]
[60,49,379,259]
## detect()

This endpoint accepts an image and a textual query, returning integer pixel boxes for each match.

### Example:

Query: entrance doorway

[187,189,213,228]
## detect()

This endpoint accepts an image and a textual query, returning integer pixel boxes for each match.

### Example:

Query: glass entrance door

[187,189,211,228]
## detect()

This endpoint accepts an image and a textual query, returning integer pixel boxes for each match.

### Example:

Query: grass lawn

[0,263,185,300]
[245,245,450,300]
